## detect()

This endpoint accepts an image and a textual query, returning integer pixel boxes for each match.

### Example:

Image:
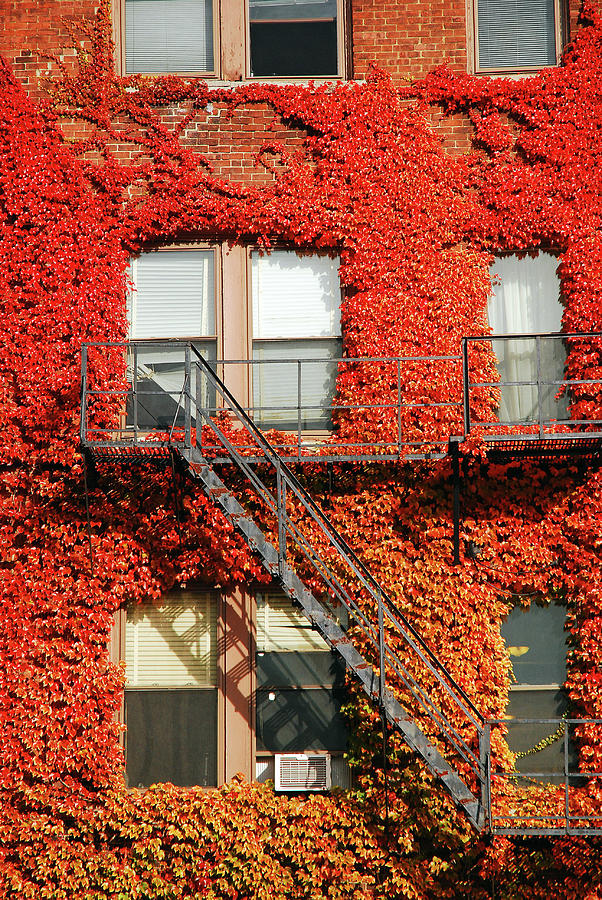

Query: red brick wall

[351,0,469,82]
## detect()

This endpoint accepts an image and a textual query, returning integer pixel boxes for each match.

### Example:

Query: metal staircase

[80,340,602,836]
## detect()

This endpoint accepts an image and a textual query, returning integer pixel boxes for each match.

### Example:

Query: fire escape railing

[80,338,602,835]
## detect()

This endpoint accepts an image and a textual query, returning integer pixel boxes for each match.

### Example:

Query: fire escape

[80,334,602,836]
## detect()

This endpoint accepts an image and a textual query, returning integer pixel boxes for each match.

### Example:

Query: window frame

[119,0,221,78]
[471,0,566,75]
[245,0,347,81]
[114,0,349,81]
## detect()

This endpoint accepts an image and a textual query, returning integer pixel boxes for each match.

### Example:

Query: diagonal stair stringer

[180,447,486,831]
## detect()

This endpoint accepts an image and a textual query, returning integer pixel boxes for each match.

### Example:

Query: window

[255,592,350,787]
[249,0,340,77]
[128,245,342,434]
[474,0,563,73]
[251,249,342,429]
[121,0,345,78]
[488,252,567,426]
[125,0,216,74]
[127,247,217,429]
[501,602,572,776]
[123,591,218,788]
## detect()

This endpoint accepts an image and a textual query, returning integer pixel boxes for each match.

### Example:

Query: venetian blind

[129,250,215,339]
[477,0,557,70]
[125,592,217,687]
[256,593,329,652]
[125,0,214,74]
[252,251,341,339]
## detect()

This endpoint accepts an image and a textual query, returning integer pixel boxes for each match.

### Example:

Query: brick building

[2,1,602,895]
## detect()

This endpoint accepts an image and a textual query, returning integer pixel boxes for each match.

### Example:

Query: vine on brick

[2,0,602,895]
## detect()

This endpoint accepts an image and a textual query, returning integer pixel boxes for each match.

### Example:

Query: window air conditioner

[274,753,331,792]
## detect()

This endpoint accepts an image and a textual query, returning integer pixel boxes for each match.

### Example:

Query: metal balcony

[81,334,602,463]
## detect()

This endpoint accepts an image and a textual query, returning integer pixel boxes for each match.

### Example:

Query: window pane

[252,338,341,429]
[256,687,348,751]
[501,602,567,685]
[249,0,338,76]
[126,341,217,431]
[257,651,346,688]
[504,688,575,779]
[488,253,567,423]
[252,251,341,339]
[130,250,215,339]
[478,0,557,69]
[256,593,333,652]
[125,0,214,73]
[125,688,217,786]
[125,592,217,687]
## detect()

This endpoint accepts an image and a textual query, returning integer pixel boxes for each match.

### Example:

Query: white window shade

[129,250,215,339]
[125,592,217,687]
[477,0,557,70]
[257,593,329,652]
[125,0,214,73]
[252,251,341,339]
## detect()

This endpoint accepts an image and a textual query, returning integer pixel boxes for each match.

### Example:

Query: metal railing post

[276,461,287,579]
[564,721,570,835]
[80,345,88,445]
[196,357,203,452]
[480,722,491,831]
[397,358,403,458]
[462,338,471,437]
[184,344,192,448]
[297,359,302,461]
[378,589,386,705]
[536,335,543,438]
[133,343,139,445]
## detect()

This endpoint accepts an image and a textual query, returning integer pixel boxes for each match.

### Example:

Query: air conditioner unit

[275,753,331,792]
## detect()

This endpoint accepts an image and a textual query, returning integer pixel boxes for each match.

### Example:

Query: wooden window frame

[469,0,566,75]
[113,0,349,81]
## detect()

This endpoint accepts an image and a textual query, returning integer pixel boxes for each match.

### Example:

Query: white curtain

[488,253,566,425]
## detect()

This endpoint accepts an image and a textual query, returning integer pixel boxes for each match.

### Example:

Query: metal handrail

[183,344,486,782]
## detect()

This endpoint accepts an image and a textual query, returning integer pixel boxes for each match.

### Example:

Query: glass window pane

[256,593,332,652]
[125,592,217,687]
[249,1,338,76]
[504,688,575,779]
[126,341,217,431]
[252,338,341,429]
[256,687,347,751]
[256,651,346,688]
[252,251,341,339]
[478,0,557,69]
[126,0,214,73]
[125,688,217,786]
[501,603,567,685]
[488,253,567,423]
[130,250,215,339]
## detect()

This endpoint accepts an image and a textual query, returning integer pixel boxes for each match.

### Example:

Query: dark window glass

[501,603,567,685]
[249,1,338,77]
[256,686,348,752]
[125,688,218,787]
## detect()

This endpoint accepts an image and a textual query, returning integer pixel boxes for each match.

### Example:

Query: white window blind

[256,593,329,652]
[129,250,215,339]
[125,592,217,687]
[252,251,341,339]
[125,0,214,74]
[477,0,557,70]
